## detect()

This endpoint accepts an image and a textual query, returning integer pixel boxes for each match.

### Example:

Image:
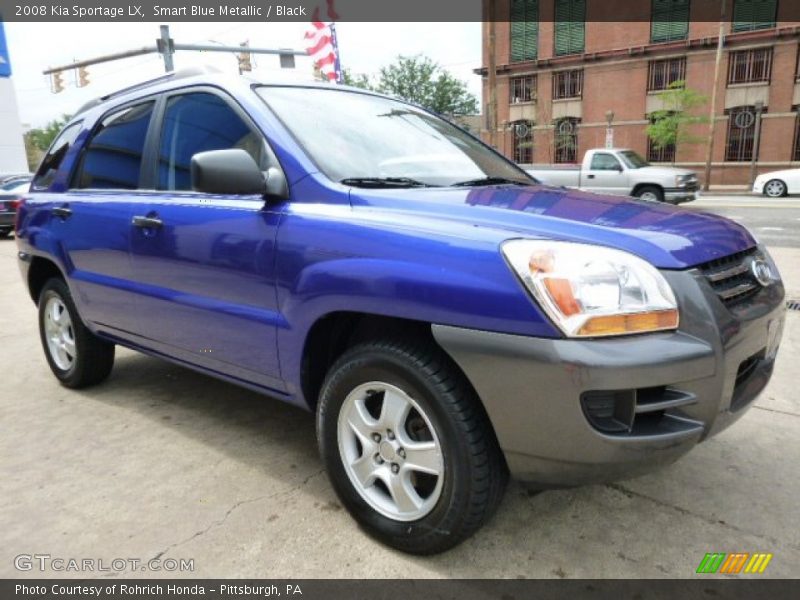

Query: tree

[27,114,72,153]
[341,68,373,91]
[646,81,708,163]
[374,55,478,116]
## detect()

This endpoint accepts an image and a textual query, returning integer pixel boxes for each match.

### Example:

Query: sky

[3,22,482,128]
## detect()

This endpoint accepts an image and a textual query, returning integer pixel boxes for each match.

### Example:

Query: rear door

[127,88,285,392]
[582,152,629,196]
[47,101,157,336]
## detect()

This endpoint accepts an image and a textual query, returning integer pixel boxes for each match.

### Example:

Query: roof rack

[74,66,222,116]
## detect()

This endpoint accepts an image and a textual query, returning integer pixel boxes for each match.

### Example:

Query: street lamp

[749,100,765,188]
[605,110,615,149]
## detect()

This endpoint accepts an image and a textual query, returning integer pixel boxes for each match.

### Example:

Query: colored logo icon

[696,552,773,574]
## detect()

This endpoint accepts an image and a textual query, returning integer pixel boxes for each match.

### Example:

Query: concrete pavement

[0,238,798,579]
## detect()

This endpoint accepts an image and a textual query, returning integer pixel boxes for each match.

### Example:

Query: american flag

[305,1,342,83]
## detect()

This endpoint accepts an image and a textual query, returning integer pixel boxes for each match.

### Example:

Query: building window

[725,106,762,161]
[647,57,687,91]
[732,0,777,33]
[512,120,534,163]
[510,75,537,103]
[651,0,691,43]
[796,46,800,82]
[510,0,539,62]
[727,47,772,85]
[647,114,677,162]
[793,108,800,161]
[554,117,580,163]
[554,0,586,56]
[553,69,583,100]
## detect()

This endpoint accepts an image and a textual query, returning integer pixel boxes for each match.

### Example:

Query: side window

[590,153,621,171]
[158,92,267,191]
[32,122,82,190]
[72,102,154,190]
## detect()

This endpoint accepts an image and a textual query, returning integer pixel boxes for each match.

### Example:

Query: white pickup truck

[526,148,699,204]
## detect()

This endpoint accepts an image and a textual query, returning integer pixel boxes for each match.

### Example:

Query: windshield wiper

[340,177,437,188]
[451,176,530,187]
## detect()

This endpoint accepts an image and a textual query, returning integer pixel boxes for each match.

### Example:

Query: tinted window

[32,122,81,190]
[73,103,154,190]
[158,93,267,191]
[590,153,621,171]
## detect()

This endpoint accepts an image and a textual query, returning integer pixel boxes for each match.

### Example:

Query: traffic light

[238,41,252,73]
[77,66,89,88]
[51,71,64,94]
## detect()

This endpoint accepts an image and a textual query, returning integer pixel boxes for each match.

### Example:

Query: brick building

[479,0,800,185]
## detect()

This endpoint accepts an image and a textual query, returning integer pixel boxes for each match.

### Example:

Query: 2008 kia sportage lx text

[15,70,786,554]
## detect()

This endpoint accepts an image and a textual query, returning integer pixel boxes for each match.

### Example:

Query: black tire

[0,229,11,238]
[764,179,787,198]
[317,337,508,554]
[38,278,115,388]
[634,185,665,203]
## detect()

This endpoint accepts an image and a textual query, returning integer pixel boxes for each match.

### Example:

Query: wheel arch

[299,311,437,412]
[631,183,664,198]
[27,256,67,305]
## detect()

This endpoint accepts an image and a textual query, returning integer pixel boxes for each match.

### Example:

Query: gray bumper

[664,187,698,203]
[432,260,785,487]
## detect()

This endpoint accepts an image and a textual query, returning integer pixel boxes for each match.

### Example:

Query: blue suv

[16,70,786,554]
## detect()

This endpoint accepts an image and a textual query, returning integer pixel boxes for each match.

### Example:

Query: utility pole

[702,0,727,192]
[158,24,175,72]
[487,9,498,149]
[749,100,764,187]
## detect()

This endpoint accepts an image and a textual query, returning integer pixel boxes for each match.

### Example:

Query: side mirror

[191,149,289,200]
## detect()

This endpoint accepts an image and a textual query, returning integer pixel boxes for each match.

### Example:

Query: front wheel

[317,338,507,554]
[38,278,115,388]
[634,186,665,203]
[764,179,787,198]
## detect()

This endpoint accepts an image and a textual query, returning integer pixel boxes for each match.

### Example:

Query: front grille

[699,248,761,307]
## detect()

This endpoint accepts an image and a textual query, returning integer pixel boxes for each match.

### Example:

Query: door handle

[52,206,72,219]
[586,174,596,179]
[132,215,163,229]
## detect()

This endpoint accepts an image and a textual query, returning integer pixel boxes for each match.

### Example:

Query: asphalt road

[687,195,800,248]
[1,231,798,579]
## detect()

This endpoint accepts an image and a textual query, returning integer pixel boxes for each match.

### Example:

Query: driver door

[583,152,629,196]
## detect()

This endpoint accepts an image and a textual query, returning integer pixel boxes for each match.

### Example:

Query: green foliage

[646,81,708,157]
[341,69,373,91]
[342,55,478,116]
[26,115,72,153]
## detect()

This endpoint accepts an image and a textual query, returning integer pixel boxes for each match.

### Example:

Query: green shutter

[651,0,689,43]
[733,0,776,32]
[554,0,585,56]
[511,0,538,62]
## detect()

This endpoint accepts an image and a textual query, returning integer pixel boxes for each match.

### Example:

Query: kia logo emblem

[751,258,773,287]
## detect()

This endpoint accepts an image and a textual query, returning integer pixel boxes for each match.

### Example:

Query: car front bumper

[432,252,785,487]
[664,186,699,203]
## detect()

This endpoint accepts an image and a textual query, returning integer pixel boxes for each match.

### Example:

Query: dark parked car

[15,71,787,554]
[0,180,29,238]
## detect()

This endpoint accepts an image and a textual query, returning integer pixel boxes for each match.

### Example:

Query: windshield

[257,86,534,187]
[618,151,649,169]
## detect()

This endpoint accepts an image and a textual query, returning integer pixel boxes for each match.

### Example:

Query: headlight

[502,240,679,337]
[675,174,694,187]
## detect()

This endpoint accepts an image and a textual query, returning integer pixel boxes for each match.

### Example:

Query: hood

[350,184,755,270]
